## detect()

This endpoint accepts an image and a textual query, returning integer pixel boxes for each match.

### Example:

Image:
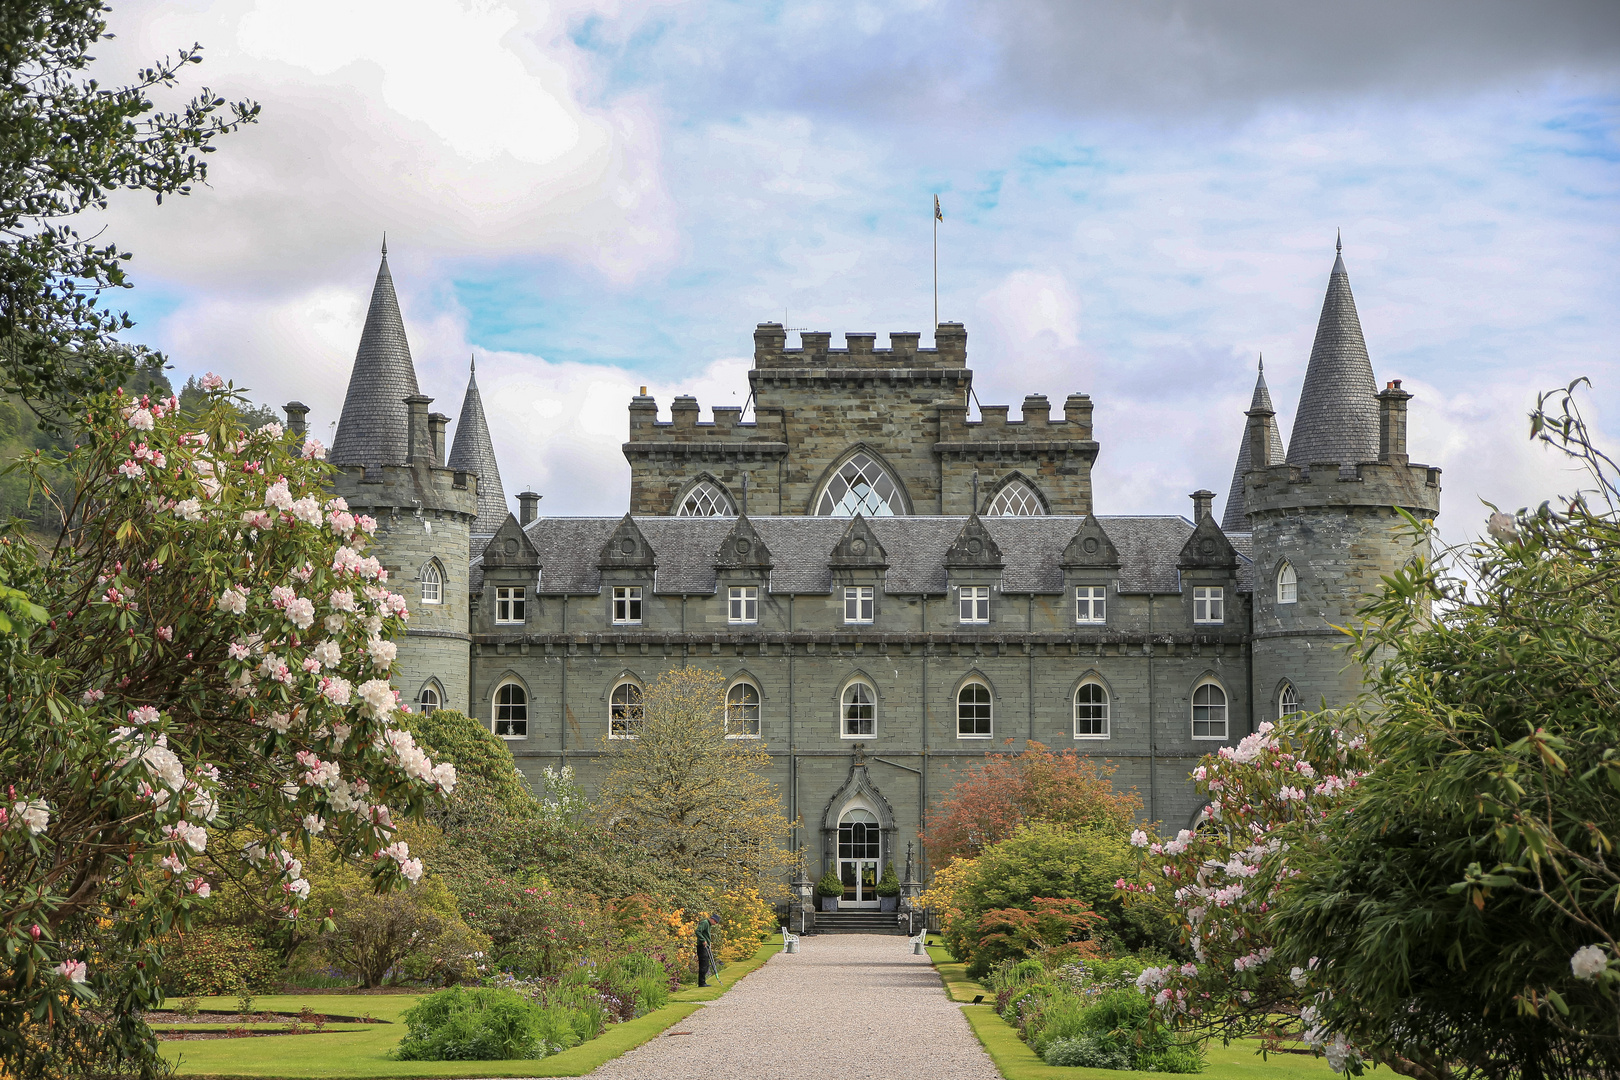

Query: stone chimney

[1190,489,1215,522]
[282,401,309,439]
[1377,380,1412,464]
[428,412,449,467]
[518,491,541,525]
[404,394,433,465]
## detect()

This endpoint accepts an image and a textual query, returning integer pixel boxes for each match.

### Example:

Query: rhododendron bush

[0,381,453,1078]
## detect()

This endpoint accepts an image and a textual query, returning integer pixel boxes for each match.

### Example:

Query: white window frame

[725,680,761,738]
[841,680,876,739]
[492,681,527,739]
[612,586,643,625]
[843,586,874,625]
[956,680,993,739]
[495,586,526,624]
[417,684,441,714]
[1075,585,1107,625]
[420,561,443,605]
[1193,586,1224,625]
[1278,682,1301,719]
[1277,563,1298,605]
[609,680,644,739]
[958,585,990,624]
[1074,681,1110,739]
[728,585,758,624]
[1192,680,1228,740]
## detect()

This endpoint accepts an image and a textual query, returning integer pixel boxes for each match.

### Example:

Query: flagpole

[933,196,939,332]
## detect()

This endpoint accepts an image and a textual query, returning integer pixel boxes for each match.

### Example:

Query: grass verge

[162,936,782,1078]
[960,1004,1338,1080]
[926,942,988,1003]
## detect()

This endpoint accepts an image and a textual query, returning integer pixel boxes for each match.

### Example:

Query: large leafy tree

[0,0,258,418]
[598,667,794,905]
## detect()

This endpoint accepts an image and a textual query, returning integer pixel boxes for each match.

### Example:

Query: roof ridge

[329,245,421,467]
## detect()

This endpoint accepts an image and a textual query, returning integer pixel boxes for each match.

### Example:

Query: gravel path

[586,934,1001,1080]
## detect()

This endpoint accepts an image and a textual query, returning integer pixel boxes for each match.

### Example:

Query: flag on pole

[934,194,943,222]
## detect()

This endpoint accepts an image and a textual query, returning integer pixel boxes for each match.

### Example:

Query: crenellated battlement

[937,393,1096,444]
[330,460,480,521]
[751,323,969,371]
[1244,459,1440,517]
[626,393,788,446]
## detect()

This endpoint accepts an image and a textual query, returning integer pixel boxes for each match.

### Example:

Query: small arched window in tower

[420,561,443,605]
[984,479,1045,516]
[1277,562,1298,605]
[1192,681,1227,740]
[957,681,992,738]
[418,684,441,714]
[725,681,760,738]
[842,681,875,737]
[493,682,527,739]
[610,680,644,739]
[816,453,902,517]
[1074,681,1110,738]
[678,480,735,517]
[1278,682,1300,719]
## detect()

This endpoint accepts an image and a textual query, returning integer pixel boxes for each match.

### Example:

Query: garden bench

[909,924,928,954]
[782,926,800,954]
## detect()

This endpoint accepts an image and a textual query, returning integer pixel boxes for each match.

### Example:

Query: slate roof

[471,515,1253,597]
[447,358,508,535]
[330,245,421,467]
[1221,361,1288,532]
[1286,242,1379,467]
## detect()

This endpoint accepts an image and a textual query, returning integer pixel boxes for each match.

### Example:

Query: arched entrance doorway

[838,807,881,908]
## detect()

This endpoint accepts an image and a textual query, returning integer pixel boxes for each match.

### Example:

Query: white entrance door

[838,809,881,909]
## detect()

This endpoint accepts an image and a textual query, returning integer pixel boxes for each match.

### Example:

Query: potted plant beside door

[876,863,901,912]
[817,867,843,912]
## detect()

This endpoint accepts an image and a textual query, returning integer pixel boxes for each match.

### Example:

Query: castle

[295,239,1440,902]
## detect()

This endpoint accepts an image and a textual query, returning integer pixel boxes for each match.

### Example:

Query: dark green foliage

[392,987,574,1061]
[816,867,843,898]
[0,0,258,423]
[992,960,1203,1073]
[175,375,278,432]
[1271,383,1620,1079]
[1044,1035,1131,1069]
[399,708,531,813]
[875,861,900,898]
[158,926,280,997]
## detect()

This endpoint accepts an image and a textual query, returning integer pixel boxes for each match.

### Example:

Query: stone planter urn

[879,895,899,913]
[820,896,840,913]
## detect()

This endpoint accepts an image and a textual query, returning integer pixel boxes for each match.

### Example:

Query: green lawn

[159,936,784,1078]
[923,942,1340,1080]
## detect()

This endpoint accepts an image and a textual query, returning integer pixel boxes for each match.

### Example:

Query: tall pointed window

[985,479,1045,516]
[493,682,527,739]
[957,681,992,738]
[725,681,760,738]
[1277,562,1298,604]
[610,680,644,739]
[841,681,876,737]
[420,561,443,604]
[678,480,735,517]
[815,453,903,517]
[1192,681,1228,740]
[1278,682,1300,718]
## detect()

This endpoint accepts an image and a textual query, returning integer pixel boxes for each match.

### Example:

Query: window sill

[725,733,762,740]
[1075,620,1106,626]
[840,732,876,740]
[956,733,993,740]
[495,733,527,741]
[611,621,643,627]
[494,620,525,626]
[1193,620,1225,627]
[1191,733,1229,741]
[1073,733,1111,740]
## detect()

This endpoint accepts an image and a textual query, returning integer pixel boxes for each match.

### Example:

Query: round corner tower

[1237,245,1442,718]
[308,244,507,716]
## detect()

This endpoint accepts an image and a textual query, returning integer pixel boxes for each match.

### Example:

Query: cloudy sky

[98,0,1620,539]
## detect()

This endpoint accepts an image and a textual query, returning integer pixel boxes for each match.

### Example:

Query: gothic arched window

[1278,682,1301,718]
[841,680,876,737]
[1192,681,1228,740]
[418,683,442,714]
[985,479,1046,516]
[816,453,903,517]
[610,680,644,739]
[1277,562,1298,604]
[1074,681,1109,738]
[678,480,735,517]
[420,560,443,604]
[725,681,760,738]
[957,681,992,738]
[493,682,527,739]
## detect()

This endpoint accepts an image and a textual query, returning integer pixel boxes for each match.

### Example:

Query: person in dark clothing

[695,913,719,987]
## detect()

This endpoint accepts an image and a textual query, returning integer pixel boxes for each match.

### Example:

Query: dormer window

[1277,562,1298,604]
[959,586,990,624]
[495,587,526,624]
[1076,586,1106,624]
[1193,586,1223,625]
[612,586,643,625]
[844,587,874,624]
[728,586,758,624]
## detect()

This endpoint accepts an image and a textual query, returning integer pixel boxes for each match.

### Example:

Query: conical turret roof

[330,242,421,467]
[448,357,508,535]
[1221,359,1287,533]
[1286,239,1379,467]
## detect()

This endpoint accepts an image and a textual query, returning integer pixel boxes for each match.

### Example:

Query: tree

[1268,382,1620,1079]
[0,381,455,1078]
[597,667,794,904]
[316,865,487,989]
[1,1,258,419]
[924,741,1142,864]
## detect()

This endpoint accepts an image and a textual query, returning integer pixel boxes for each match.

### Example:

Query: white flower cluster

[1572,944,1609,980]
[8,799,50,835]
[381,840,424,883]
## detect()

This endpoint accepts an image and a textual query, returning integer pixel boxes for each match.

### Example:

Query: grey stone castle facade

[300,239,1440,901]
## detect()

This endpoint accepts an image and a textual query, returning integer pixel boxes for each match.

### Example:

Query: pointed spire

[1222,356,1287,532]
[330,245,421,466]
[1286,239,1379,467]
[448,354,508,535]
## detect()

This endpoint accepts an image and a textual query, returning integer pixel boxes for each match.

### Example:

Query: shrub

[1044,1035,1132,1069]
[816,868,843,898]
[876,863,900,898]
[712,886,777,961]
[159,927,281,996]
[392,987,576,1061]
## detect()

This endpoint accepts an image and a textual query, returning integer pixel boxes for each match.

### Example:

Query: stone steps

[814,910,908,934]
